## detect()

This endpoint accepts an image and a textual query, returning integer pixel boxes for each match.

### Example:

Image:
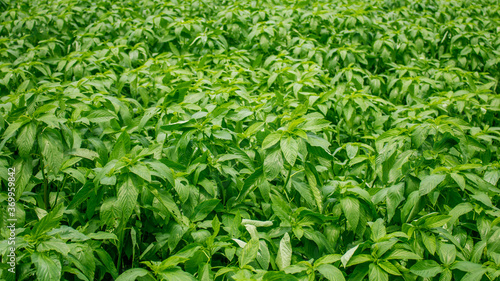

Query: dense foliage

[1,0,500,280]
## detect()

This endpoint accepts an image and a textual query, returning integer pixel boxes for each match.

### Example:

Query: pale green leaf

[276,233,292,271]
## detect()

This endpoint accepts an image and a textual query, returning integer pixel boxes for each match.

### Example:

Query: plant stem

[117,221,125,272]
[283,164,293,203]
[53,174,67,209]
[283,163,293,192]
[41,157,50,211]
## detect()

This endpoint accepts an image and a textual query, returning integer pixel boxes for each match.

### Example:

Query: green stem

[283,164,293,192]
[117,221,125,272]
[283,164,293,203]
[53,174,67,209]
[40,157,50,211]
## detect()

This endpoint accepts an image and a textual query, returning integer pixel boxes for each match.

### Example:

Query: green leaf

[213,129,233,140]
[484,169,500,186]
[461,270,487,281]
[69,148,99,160]
[316,264,345,281]
[440,268,453,281]
[31,204,65,239]
[450,173,466,190]
[148,161,175,186]
[378,261,401,276]
[117,175,138,222]
[37,114,66,127]
[438,243,456,265]
[264,149,283,179]
[419,174,446,196]
[411,125,429,148]
[40,129,64,174]
[369,264,388,281]
[306,133,331,154]
[268,73,278,88]
[138,107,159,130]
[2,118,29,139]
[471,192,496,209]
[240,238,260,268]
[236,167,263,203]
[32,252,62,281]
[446,202,473,229]
[129,162,151,182]
[410,260,443,278]
[161,244,201,268]
[244,122,265,137]
[86,109,117,123]
[284,264,309,274]
[310,182,324,214]
[385,249,421,260]
[257,240,270,270]
[191,199,220,222]
[423,215,450,228]
[47,226,89,242]
[67,244,96,280]
[263,271,299,281]
[346,143,358,159]
[452,261,484,272]
[116,268,151,281]
[241,219,273,228]
[401,191,421,222]
[151,189,186,226]
[67,183,93,209]
[87,232,118,240]
[421,232,437,255]
[370,218,386,242]
[37,240,71,256]
[374,240,398,258]
[386,183,404,222]
[16,121,36,158]
[199,262,210,281]
[110,131,130,160]
[212,215,221,237]
[340,197,360,232]
[95,248,119,279]
[13,158,32,199]
[341,245,359,268]
[281,136,298,166]
[262,132,281,149]
[276,232,292,271]
[314,254,342,267]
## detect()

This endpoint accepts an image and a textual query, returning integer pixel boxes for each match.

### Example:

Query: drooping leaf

[275,233,292,271]
[340,197,360,232]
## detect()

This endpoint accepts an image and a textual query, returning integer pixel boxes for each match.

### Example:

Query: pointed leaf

[410,260,443,278]
[281,136,298,166]
[32,252,62,281]
[316,264,345,281]
[419,174,446,196]
[276,233,292,271]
